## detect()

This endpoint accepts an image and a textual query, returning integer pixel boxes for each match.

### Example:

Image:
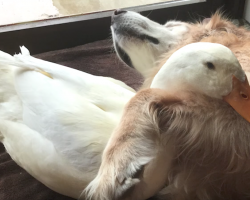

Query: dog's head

[111,10,190,77]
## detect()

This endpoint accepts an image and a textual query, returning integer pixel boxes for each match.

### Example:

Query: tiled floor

[0,0,248,28]
[53,0,174,15]
[0,0,59,26]
[0,0,173,26]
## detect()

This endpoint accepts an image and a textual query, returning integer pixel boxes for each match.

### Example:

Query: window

[0,0,205,28]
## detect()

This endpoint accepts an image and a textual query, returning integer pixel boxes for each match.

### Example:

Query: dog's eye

[144,35,159,44]
[206,62,215,70]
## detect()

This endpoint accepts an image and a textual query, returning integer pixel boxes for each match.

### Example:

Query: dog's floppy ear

[84,89,177,200]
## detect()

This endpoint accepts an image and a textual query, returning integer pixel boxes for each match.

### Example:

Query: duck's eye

[206,62,215,70]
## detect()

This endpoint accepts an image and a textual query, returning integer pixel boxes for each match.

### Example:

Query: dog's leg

[85,89,177,200]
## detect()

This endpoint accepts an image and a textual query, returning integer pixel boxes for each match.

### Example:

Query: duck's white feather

[0,46,135,199]
[15,67,134,171]
[0,120,87,198]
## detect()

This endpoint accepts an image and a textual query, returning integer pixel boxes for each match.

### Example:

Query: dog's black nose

[114,9,127,15]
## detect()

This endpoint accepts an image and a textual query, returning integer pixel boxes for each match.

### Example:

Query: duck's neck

[150,65,193,97]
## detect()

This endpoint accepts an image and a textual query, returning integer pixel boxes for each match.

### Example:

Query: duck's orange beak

[223,75,250,123]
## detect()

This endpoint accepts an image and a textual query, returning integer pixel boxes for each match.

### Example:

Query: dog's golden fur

[86,13,250,200]
[144,12,250,88]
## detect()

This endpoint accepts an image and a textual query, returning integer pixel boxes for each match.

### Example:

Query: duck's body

[0,47,135,199]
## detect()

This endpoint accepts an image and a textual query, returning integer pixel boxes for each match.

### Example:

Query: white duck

[0,47,135,199]
[85,42,250,200]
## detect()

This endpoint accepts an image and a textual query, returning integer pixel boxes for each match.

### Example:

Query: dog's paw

[84,157,148,200]
[84,169,141,200]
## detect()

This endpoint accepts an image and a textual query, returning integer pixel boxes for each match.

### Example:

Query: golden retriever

[86,11,250,200]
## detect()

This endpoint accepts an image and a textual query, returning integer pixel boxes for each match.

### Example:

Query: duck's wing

[101,77,136,93]
[13,46,136,92]
[0,46,135,96]
[0,120,87,199]
[10,47,135,171]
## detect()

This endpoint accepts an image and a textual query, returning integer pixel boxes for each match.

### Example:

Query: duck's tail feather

[0,46,45,71]
[0,48,28,123]
[0,46,79,80]
[0,46,63,78]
